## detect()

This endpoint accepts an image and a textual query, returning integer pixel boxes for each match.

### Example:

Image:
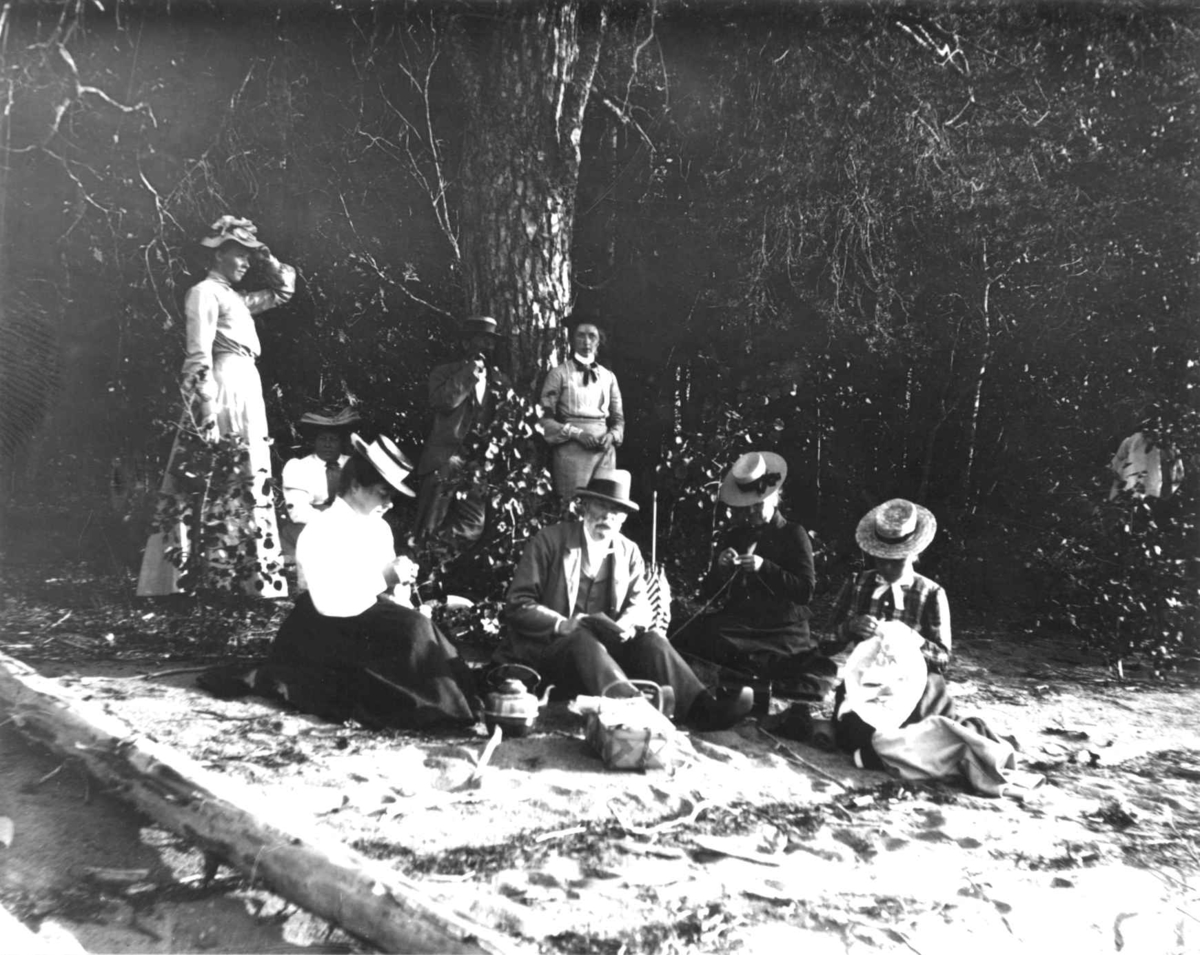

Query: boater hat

[719,451,788,506]
[575,468,639,513]
[350,433,416,498]
[298,406,361,431]
[856,498,937,559]
[199,215,265,249]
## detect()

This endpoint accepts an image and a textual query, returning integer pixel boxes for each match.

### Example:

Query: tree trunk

[449,0,607,391]
[0,651,526,955]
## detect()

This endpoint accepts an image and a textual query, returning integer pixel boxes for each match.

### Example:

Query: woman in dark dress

[252,434,477,729]
[674,451,835,699]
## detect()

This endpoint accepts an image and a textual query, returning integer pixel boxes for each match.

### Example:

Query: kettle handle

[487,663,542,691]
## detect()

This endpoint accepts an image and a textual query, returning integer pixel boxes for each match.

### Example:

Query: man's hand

[848,614,881,641]
[717,547,739,570]
[557,614,589,637]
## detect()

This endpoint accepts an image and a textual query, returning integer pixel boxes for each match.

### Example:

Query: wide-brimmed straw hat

[200,215,265,249]
[350,433,416,497]
[575,468,639,513]
[297,406,361,431]
[718,451,788,506]
[855,498,937,559]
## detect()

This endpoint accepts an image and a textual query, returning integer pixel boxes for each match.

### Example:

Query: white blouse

[296,497,394,617]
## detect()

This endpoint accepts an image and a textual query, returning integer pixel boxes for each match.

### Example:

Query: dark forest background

[0,0,1196,666]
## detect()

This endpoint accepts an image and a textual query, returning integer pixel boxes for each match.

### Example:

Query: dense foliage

[1,1,1196,667]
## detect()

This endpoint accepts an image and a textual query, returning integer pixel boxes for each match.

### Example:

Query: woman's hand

[717,547,739,571]
[736,553,763,574]
[597,431,615,453]
[848,614,881,641]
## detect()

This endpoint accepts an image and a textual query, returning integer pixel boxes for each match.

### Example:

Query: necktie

[325,462,340,504]
[573,357,598,386]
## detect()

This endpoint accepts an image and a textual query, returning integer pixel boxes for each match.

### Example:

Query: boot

[686,685,754,731]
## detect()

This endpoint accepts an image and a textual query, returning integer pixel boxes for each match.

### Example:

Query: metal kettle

[482,664,553,737]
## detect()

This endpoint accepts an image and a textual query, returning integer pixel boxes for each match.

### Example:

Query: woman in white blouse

[256,435,477,728]
[138,215,295,597]
[539,321,626,504]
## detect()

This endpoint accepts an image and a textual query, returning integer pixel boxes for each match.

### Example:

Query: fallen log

[0,650,526,955]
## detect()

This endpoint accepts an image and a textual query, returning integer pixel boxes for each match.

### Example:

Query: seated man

[278,406,360,559]
[673,451,836,701]
[493,468,752,731]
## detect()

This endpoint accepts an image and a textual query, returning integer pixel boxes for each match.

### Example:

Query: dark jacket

[416,359,509,477]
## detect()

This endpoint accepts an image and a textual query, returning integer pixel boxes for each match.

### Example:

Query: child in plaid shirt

[827,499,956,766]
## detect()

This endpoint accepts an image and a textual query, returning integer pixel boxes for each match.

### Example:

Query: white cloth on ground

[871,715,1042,797]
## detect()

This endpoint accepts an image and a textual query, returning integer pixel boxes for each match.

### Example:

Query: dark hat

[349,433,416,497]
[463,316,498,336]
[718,451,788,506]
[200,215,265,249]
[855,498,937,559]
[575,468,639,513]
[297,406,361,431]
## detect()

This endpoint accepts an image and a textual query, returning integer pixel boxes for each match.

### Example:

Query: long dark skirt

[252,593,476,729]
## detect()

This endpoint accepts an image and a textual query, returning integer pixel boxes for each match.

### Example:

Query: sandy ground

[2,628,1197,953]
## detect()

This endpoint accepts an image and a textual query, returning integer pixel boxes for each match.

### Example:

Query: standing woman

[539,321,625,504]
[138,216,296,597]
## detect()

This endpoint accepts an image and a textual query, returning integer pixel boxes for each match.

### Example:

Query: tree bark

[0,651,526,955]
[449,0,607,391]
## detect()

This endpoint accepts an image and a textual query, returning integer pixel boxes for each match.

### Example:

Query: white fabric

[840,622,927,731]
[1108,431,1183,500]
[473,365,487,405]
[296,497,394,617]
[282,453,347,523]
[582,528,614,575]
[871,716,1040,797]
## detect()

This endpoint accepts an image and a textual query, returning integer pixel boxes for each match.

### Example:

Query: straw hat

[297,406,361,431]
[350,433,416,497]
[575,468,639,513]
[718,451,788,506]
[855,499,937,559]
[199,215,265,249]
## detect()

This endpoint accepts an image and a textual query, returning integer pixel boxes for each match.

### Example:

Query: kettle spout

[537,684,556,708]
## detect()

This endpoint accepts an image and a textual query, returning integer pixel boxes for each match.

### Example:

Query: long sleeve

[828,574,861,644]
[281,457,325,524]
[181,283,220,403]
[241,256,296,314]
[613,542,652,632]
[756,522,815,605]
[605,371,625,445]
[538,365,574,444]
[430,361,481,415]
[918,587,952,670]
[506,530,569,647]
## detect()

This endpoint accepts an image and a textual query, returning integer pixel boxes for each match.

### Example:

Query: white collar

[871,566,915,609]
[573,353,595,366]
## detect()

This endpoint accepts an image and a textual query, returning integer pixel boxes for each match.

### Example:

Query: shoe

[687,685,754,731]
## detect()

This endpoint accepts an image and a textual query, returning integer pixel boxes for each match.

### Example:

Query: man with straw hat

[826,498,955,768]
[674,451,833,701]
[494,469,753,732]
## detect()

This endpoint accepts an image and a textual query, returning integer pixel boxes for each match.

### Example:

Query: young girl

[827,498,955,767]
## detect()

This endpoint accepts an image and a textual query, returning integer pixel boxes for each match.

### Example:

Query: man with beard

[493,469,752,732]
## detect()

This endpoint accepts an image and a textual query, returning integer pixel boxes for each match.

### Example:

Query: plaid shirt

[828,569,951,673]
[539,360,625,444]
